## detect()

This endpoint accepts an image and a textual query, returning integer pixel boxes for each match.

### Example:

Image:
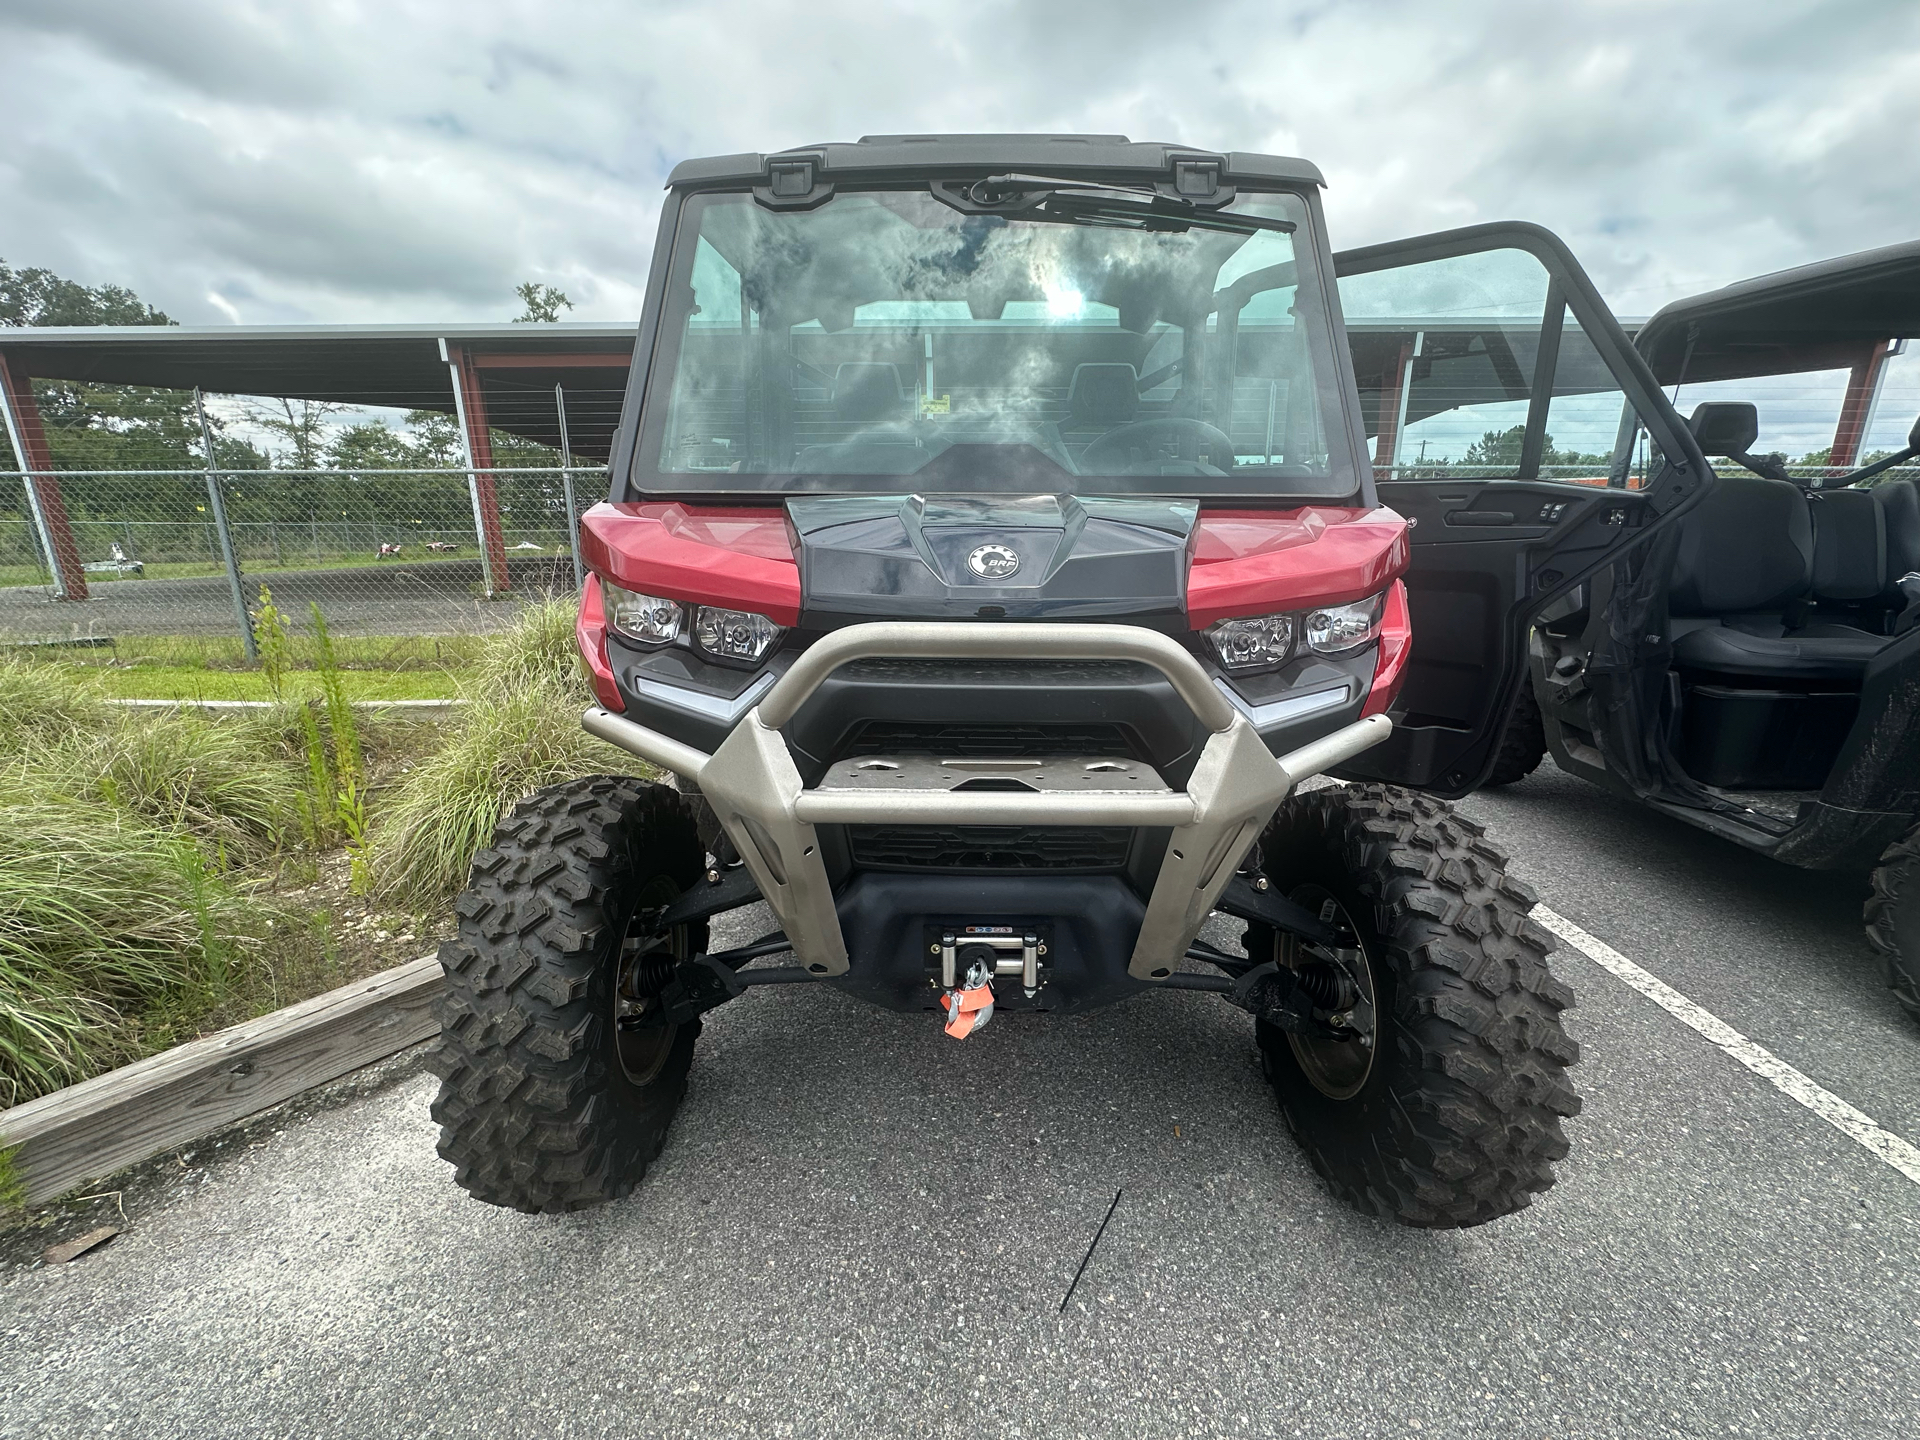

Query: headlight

[1206,612,1295,671]
[602,582,681,645]
[1305,593,1386,656]
[695,606,784,665]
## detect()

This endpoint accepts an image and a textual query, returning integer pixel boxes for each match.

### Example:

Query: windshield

[627,187,1352,499]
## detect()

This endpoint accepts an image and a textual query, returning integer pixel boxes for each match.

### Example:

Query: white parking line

[1534,905,1920,1189]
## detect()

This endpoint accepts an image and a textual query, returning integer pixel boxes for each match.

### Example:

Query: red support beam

[447,344,511,595]
[1829,339,1890,472]
[0,352,88,600]
[1373,339,1413,481]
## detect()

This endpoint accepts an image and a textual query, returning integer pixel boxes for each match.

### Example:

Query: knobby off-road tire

[431,775,707,1213]
[1867,825,1920,1027]
[1482,682,1547,788]
[1253,784,1580,1228]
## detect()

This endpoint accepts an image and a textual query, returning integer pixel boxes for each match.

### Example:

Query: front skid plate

[583,621,1393,984]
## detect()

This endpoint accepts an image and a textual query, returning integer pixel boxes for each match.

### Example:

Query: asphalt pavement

[0,555,575,640]
[4,764,1918,1439]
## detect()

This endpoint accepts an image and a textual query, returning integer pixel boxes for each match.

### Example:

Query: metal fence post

[194,389,258,661]
[441,339,507,597]
[555,383,584,590]
[0,354,89,600]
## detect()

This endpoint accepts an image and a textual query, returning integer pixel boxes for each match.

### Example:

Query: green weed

[309,603,364,790]
[251,584,294,699]
[0,1145,24,1213]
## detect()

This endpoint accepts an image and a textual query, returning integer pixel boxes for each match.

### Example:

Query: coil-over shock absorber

[627,949,680,998]
[1292,957,1359,1014]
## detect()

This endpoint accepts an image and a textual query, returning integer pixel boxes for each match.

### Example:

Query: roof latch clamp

[1161,158,1235,208]
[755,158,834,211]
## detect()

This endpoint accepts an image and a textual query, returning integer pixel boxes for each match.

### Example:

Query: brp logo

[966,543,1022,581]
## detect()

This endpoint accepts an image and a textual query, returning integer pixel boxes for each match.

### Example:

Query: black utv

[429,135,1717,1226]
[1473,238,1920,1023]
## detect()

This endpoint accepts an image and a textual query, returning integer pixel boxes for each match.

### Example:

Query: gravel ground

[3,765,1917,1439]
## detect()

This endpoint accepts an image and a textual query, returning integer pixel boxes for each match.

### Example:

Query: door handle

[1444,510,1517,526]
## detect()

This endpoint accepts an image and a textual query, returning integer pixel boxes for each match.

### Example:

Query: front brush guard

[586,621,1393,988]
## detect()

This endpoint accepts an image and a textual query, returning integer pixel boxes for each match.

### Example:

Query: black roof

[666,134,1325,189]
[1638,237,1920,384]
[0,322,636,459]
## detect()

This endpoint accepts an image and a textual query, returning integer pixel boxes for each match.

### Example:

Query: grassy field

[0,599,622,1133]
[16,632,482,701]
[21,631,486,670]
[87,667,463,701]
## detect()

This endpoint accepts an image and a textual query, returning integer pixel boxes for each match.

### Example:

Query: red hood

[1185,506,1410,627]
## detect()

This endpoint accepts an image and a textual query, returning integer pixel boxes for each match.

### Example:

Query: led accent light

[1205,612,1295,671]
[695,606,784,664]
[1305,593,1386,656]
[601,582,681,645]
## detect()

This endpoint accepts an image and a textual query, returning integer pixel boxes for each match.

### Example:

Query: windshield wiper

[1033,192,1295,236]
[930,176,1295,237]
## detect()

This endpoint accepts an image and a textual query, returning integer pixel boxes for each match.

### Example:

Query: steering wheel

[1077,417,1237,474]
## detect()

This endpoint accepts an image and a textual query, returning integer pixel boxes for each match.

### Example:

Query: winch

[937,927,1043,993]
[935,925,1046,1038]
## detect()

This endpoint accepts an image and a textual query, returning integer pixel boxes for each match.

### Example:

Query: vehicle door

[1327,222,1711,795]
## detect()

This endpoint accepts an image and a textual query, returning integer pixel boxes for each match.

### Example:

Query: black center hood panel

[788,494,1198,625]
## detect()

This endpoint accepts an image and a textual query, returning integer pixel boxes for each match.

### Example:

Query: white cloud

[0,0,1915,328]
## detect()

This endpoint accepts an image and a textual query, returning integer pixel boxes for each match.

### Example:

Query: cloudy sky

[3,0,1919,454]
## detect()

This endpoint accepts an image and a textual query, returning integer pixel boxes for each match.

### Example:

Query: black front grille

[848,825,1133,872]
[842,720,1133,759]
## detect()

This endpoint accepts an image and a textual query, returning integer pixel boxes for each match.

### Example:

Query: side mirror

[1689,401,1760,458]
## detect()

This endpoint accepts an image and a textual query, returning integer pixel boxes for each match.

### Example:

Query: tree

[246,398,351,471]
[402,410,464,468]
[327,422,414,473]
[1457,424,1610,473]
[0,258,172,327]
[0,259,194,483]
[1461,425,1530,470]
[514,281,573,323]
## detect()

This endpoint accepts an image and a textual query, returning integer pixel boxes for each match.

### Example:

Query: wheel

[1482,681,1546,788]
[430,774,708,1213]
[1250,784,1581,1228]
[1867,825,1920,1027]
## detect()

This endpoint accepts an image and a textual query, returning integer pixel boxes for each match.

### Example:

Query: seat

[793,363,924,473]
[1668,472,1888,683]
[1066,363,1139,426]
[1876,476,1920,586]
[831,363,911,424]
[1807,486,1887,607]
[1670,624,1886,682]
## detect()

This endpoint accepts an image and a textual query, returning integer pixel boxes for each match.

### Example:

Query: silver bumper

[582,622,1392,983]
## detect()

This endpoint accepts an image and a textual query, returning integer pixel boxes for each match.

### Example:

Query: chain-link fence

[7,456,1918,650]
[1,464,600,644]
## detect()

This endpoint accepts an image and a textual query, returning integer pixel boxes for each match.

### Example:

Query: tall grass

[0,597,608,1108]
[34,711,305,867]
[0,656,312,1105]
[0,652,109,748]
[368,597,615,908]
[0,800,278,1105]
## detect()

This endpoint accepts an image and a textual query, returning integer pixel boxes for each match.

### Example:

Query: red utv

[431,136,1714,1226]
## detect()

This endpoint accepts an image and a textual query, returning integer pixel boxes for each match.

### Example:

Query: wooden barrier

[1,955,443,1208]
